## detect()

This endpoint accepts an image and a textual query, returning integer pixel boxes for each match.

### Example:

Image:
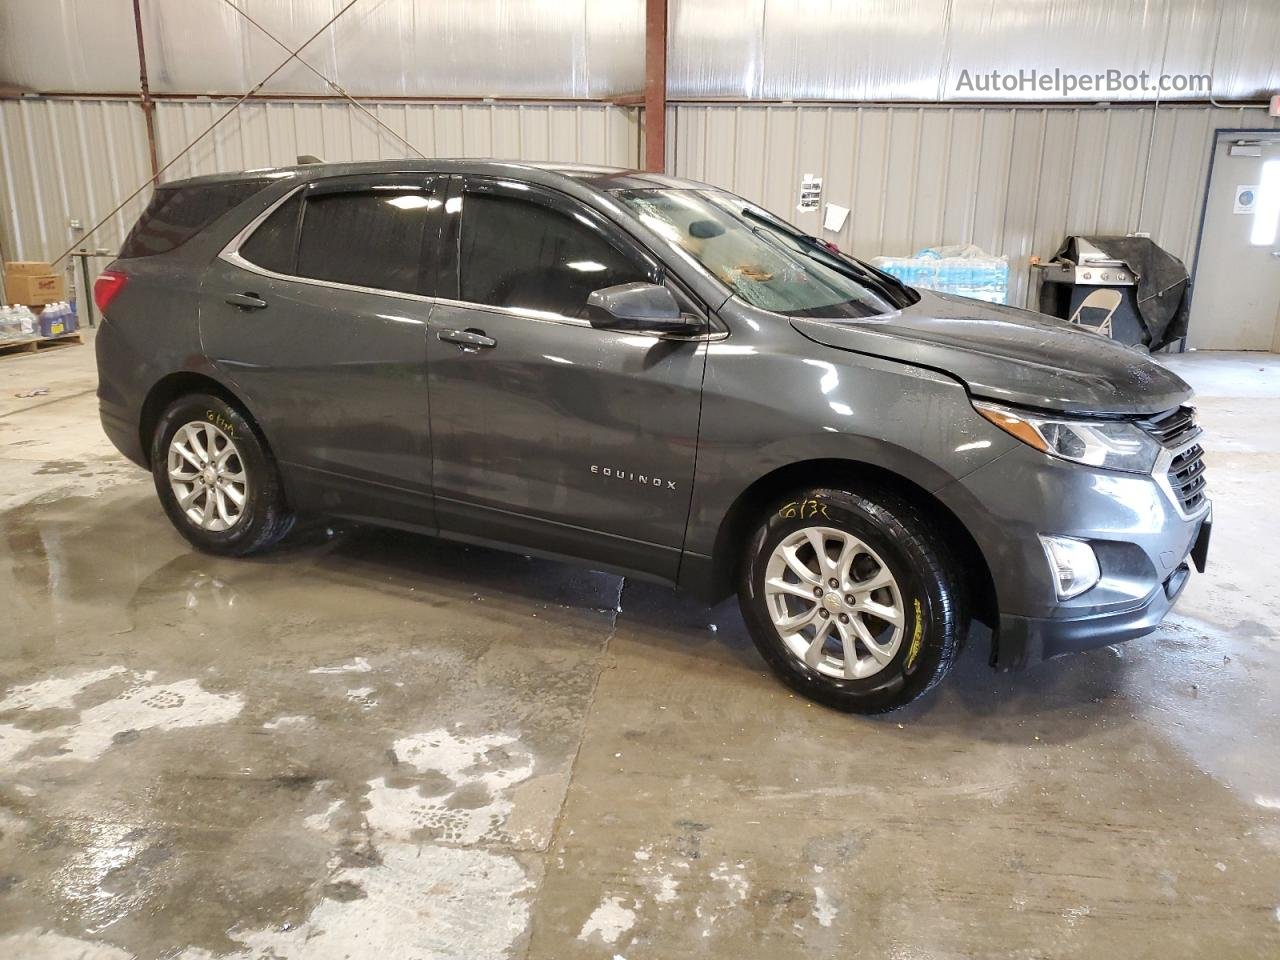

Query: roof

[158,158,710,194]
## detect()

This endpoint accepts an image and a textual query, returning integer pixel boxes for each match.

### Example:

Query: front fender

[682,339,1017,561]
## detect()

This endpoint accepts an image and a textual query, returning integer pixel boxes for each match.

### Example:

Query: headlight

[974,401,1160,474]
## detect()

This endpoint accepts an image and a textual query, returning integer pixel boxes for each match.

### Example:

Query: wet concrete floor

[1,334,1277,958]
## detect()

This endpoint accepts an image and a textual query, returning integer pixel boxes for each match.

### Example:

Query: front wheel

[737,487,965,714]
[150,393,294,556]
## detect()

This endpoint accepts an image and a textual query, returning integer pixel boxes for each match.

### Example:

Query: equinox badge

[591,465,677,490]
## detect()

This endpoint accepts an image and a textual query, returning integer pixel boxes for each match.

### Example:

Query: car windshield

[612,188,917,318]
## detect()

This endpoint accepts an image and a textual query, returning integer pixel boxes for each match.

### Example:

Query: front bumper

[995,525,1205,668]
[936,441,1211,670]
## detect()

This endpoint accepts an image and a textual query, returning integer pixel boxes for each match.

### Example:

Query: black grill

[1143,405,1199,448]
[1168,443,1208,513]
[1141,406,1207,514]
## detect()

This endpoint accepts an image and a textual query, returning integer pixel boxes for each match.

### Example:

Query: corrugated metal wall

[0,98,152,269]
[669,102,1280,307]
[3,94,1277,313]
[0,98,641,264]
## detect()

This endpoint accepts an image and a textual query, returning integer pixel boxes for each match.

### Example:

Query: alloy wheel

[763,526,906,680]
[167,421,249,532]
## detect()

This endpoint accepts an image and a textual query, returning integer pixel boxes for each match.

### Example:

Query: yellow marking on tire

[905,598,924,670]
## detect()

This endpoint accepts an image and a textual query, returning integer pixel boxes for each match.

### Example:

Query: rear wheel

[150,393,293,555]
[738,486,964,714]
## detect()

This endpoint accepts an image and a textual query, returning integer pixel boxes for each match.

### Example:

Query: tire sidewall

[150,394,276,553]
[740,487,951,708]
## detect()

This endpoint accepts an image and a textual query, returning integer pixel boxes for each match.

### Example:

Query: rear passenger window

[240,193,301,275]
[459,191,650,319]
[296,189,432,295]
[120,179,268,258]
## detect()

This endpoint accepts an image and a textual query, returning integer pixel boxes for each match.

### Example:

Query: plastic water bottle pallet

[0,330,83,359]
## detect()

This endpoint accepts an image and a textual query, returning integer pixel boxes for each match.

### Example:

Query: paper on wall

[797,174,822,212]
[823,203,849,232]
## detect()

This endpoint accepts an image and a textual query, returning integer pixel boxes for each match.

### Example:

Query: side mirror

[586,282,701,335]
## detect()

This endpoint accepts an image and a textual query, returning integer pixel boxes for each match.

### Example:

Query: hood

[790,290,1192,416]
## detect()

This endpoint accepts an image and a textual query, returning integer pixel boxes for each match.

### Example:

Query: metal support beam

[131,0,159,180]
[643,0,667,173]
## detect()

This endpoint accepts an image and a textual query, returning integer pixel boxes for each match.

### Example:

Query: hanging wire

[220,0,426,161]
[50,0,363,267]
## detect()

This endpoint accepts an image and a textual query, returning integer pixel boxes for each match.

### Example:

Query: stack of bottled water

[38,300,77,338]
[0,304,38,340]
[873,244,1009,305]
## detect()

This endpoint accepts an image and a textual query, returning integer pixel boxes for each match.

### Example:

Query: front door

[426,176,707,579]
[200,174,442,526]
[1190,134,1280,350]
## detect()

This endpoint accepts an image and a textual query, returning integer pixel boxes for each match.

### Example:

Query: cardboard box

[4,272,65,306]
[5,260,55,277]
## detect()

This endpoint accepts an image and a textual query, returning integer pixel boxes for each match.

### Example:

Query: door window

[459,190,650,319]
[296,188,433,295]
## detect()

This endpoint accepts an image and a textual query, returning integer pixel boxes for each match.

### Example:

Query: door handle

[438,328,496,349]
[225,292,268,310]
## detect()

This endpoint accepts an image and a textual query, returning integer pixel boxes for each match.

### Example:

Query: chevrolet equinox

[94,160,1211,713]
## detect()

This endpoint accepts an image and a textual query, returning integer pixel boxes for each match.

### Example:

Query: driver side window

[458,189,651,320]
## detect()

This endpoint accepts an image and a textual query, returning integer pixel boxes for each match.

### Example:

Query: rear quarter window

[240,193,302,275]
[119,179,269,258]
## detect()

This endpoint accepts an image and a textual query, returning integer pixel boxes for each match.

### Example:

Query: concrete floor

[1,331,1278,960]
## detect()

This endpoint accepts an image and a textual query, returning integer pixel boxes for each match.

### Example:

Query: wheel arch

[138,371,268,469]
[696,457,998,637]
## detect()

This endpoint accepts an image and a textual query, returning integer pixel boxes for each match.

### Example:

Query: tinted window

[240,193,301,274]
[459,191,649,318]
[120,179,268,258]
[296,189,432,294]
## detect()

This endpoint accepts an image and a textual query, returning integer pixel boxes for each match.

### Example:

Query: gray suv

[94,160,1211,713]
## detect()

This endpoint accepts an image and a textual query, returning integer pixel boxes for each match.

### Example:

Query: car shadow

[97,503,1140,742]
[611,574,1137,740]
[270,523,1138,740]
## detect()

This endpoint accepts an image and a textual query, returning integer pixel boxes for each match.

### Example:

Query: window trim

[219,173,725,340]
[219,177,442,303]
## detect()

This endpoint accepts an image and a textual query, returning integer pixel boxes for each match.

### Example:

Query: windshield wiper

[738,206,910,305]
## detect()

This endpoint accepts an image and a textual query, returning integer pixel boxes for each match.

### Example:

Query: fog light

[1038,535,1101,600]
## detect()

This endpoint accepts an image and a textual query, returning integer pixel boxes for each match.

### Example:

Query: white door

[1189,134,1280,351]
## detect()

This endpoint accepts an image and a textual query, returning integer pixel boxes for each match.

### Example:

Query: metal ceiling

[1,0,1278,102]
[668,0,1280,102]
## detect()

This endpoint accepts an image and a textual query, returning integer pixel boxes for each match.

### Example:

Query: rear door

[426,175,708,579]
[200,173,442,527]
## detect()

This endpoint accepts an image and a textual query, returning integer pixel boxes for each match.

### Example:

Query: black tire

[737,486,964,714]
[150,392,294,556]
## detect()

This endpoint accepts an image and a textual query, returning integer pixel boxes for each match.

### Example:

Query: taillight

[94,270,128,313]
